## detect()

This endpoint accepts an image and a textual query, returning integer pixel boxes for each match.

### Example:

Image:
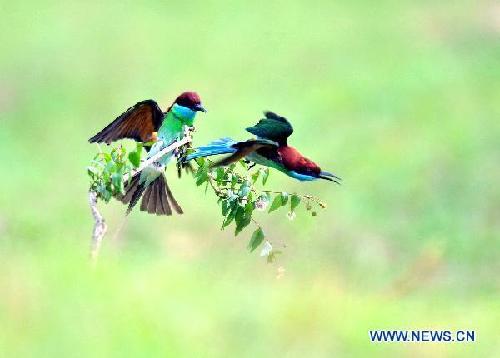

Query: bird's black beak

[194,103,207,112]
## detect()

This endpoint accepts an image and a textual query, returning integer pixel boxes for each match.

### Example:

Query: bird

[89,91,206,215]
[185,111,341,183]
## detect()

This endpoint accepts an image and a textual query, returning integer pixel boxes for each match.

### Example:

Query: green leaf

[102,153,112,162]
[128,151,141,168]
[127,144,143,168]
[290,194,301,211]
[248,227,265,252]
[281,192,289,205]
[101,189,112,202]
[261,168,270,185]
[194,157,205,167]
[195,166,209,186]
[268,192,289,213]
[235,205,245,223]
[115,162,124,172]
[221,200,230,216]
[244,200,254,216]
[222,208,236,229]
[268,194,283,213]
[222,202,238,229]
[251,170,260,184]
[216,167,225,182]
[111,173,121,187]
[105,161,116,173]
[111,173,124,195]
[87,166,98,177]
[235,205,252,236]
[111,149,119,161]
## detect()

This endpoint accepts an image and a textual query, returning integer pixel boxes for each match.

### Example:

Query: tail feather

[128,184,146,214]
[165,179,183,214]
[146,182,159,214]
[185,137,237,161]
[120,174,140,204]
[118,174,146,215]
[158,178,172,215]
[120,173,182,216]
[138,182,149,212]
[186,137,278,167]
[137,175,183,216]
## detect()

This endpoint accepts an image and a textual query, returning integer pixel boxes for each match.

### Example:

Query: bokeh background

[1,0,499,356]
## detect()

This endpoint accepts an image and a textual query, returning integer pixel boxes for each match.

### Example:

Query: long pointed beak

[194,104,207,112]
[320,171,342,184]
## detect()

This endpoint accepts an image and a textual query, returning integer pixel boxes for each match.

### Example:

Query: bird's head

[170,91,206,125]
[278,146,341,183]
[175,91,206,112]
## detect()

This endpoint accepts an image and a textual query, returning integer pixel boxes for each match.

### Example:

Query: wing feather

[245,111,293,145]
[211,140,278,168]
[89,99,164,144]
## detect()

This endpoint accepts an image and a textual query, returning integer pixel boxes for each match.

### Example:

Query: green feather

[245,111,293,145]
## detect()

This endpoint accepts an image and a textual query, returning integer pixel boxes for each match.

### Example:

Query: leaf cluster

[87,143,143,202]
[87,143,328,260]
[191,156,327,256]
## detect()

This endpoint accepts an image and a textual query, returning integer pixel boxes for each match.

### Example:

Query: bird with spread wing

[89,92,206,215]
[185,111,340,183]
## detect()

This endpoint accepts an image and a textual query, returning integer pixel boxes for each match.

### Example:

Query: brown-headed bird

[89,92,206,215]
[185,111,340,183]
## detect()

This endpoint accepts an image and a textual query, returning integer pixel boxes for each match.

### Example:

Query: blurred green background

[0,0,499,356]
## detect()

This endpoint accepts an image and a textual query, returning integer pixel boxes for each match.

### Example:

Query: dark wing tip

[263,111,287,122]
[88,134,101,143]
[264,110,279,118]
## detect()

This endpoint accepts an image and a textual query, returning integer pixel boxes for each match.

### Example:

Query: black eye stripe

[177,99,199,108]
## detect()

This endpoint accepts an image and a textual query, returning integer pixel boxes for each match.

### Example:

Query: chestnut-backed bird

[185,112,340,183]
[89,92,206,215]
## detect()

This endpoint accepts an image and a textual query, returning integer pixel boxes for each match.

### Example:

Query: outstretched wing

[211,139,278,167]
[245,111,293,145]
[89,100,164,144]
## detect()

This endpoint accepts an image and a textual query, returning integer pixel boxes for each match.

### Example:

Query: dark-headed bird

[185,112,340,183]
[89,92,206,215]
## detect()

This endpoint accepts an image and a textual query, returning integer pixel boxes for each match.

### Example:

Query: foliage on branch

[87,143,144,202]
[87,143,328,260]
[190,155,327,258]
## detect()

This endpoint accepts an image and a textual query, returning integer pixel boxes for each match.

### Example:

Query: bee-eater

[89,91,206,215]
[185,112,340,183]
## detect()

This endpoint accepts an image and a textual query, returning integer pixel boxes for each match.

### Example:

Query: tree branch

[123,134,192,182]
[89,190,107,263]
[89,133,192,261]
